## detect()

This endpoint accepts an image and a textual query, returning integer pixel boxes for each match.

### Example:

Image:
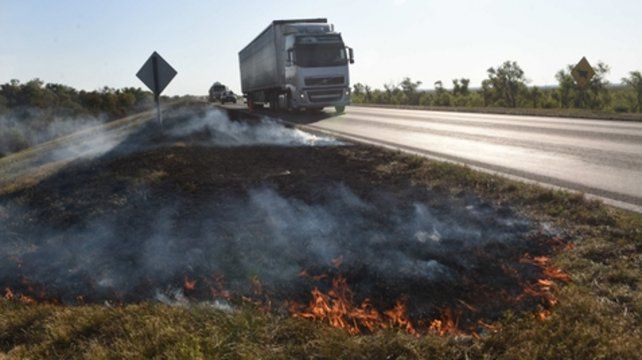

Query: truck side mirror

[348,47,354,64]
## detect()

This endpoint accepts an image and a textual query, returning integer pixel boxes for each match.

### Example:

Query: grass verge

[353,103,642,122]
[0,131,640,359]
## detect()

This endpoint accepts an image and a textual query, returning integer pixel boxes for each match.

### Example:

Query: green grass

[353,103,642,122]
[1,140,641,359]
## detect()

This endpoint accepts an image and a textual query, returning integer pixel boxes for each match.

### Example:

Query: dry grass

[0,108,640,359]
[353,103,642,122]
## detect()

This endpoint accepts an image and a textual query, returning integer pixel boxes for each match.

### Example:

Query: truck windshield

[295,44,347,67]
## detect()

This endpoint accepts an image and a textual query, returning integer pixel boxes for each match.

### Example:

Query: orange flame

[183,276,197,291]
[19,294,35,304]
[298,269,328,281]
[384,299,417,335]
[477,319,500,333]
[519,253,571,315]
[428,308,459,336]
[4,288,36,304]
[291,276,425,335]
[538,309,552,320]
[4,288,14,301]
[208,274,231,300]
[543,267,572,283]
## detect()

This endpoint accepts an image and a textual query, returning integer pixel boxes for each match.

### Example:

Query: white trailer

[239,19,354,113]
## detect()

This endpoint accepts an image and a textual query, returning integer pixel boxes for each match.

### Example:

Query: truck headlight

[299,93,305,99]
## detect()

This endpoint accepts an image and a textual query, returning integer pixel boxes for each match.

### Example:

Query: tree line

[0,79,154,119]
[352,61,642,113]
[0,79,156,157]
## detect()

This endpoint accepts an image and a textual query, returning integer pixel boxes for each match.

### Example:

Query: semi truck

[239,19,354,113]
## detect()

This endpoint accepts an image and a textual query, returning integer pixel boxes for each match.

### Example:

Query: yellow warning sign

[571,57,595,89]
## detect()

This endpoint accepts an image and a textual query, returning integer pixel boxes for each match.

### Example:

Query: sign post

[136,52,177,128]
[571,57,595,90]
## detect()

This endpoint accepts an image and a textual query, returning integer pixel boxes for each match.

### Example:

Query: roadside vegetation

[0,120,639,358]
[0,79,157,157]
[352,61,642,119]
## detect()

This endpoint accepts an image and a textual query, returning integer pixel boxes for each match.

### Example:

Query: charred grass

[0,108,640,359]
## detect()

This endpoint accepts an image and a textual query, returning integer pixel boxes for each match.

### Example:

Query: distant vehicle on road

[220,90,237,104]
[208,82,228,102]
[239,18,354,113]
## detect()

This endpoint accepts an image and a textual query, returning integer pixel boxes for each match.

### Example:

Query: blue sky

[1,0,641,95]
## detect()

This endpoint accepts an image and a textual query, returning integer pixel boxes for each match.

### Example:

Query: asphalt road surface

[230,104,642,212]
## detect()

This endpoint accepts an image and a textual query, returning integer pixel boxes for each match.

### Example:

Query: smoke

[0,181,537,315]
[46,126,126,164]
[0,109,108,157]
[165,108,342,147]
[0,106,340,173]
[1,106,339,190]
[0,104,554,321]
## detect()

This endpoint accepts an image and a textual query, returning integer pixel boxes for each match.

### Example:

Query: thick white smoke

[0,109,108,157]
[0,104,555,320]
[167,108,342,147]
[0,182,537,308]
[0,106,342,186]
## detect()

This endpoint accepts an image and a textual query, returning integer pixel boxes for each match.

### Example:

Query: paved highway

[253,105,642,212]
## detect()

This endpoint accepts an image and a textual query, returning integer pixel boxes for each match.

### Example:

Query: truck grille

[307,89,344,103]
[304,76,345,86]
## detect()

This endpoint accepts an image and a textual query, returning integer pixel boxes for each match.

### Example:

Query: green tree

[587,62,611,109]
[529,86,542,108]
[555,62,611,110]
[622,71,642,112]
[554,68,575,108]
[351,83,374,104]
[460,79,470,96]
[352,83,366,103]
[480,79,493,107]
[399,77,422,105]
[383,82,399,104]
[433,81,451,106]
[353,83,365,95]
[364,84,372,103]
[418,92,433,106]
[486,61,528,107]
[452,78,470,96]
[452,79,460,94]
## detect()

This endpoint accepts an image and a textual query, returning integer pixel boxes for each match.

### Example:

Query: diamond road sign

[571,57,595,89]
[136,51,177,96]
[136,52,177,128]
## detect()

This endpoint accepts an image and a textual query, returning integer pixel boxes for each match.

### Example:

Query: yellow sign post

[571,57,595,89]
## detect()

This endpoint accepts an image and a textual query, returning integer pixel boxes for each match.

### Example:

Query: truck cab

[282,23,354,112]
[220,90,237,104]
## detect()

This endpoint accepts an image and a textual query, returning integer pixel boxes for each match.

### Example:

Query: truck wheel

[334,106,346,114]
[285,92,293,112]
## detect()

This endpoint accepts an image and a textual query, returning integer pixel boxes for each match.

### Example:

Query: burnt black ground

[0,103,562,330]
